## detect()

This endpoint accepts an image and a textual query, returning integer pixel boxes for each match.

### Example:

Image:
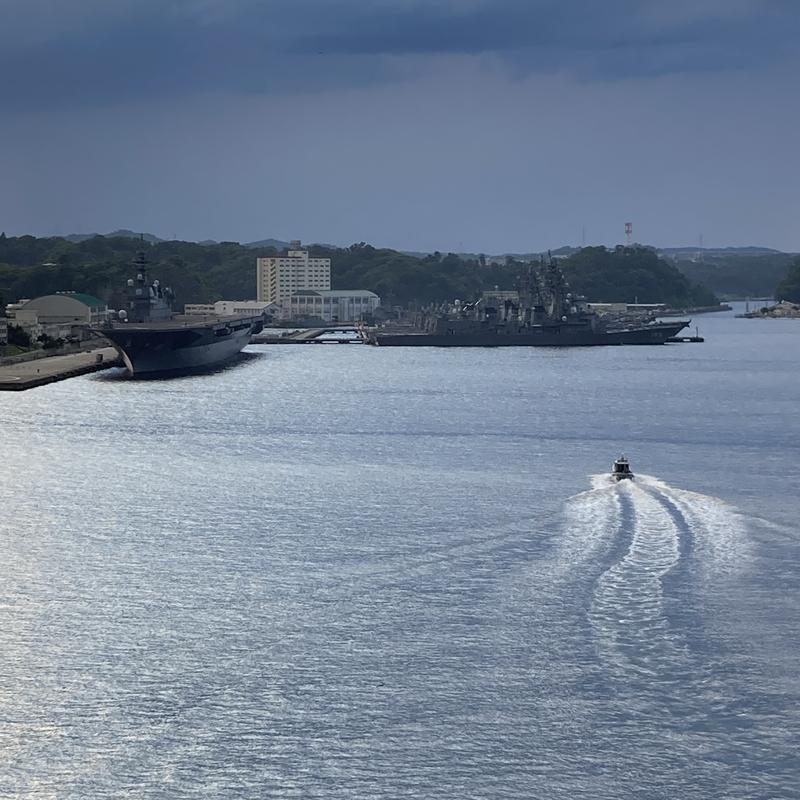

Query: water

[1,306,798,798]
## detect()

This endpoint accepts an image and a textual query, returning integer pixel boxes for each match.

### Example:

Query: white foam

[588,481,687,677]
[635,474,750,577]
[556,474,622,573]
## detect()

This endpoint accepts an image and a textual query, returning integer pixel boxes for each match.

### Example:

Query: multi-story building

[287,290,381,323]
[256,241,331,305]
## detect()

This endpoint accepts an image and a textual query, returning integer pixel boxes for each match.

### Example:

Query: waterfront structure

[737,300,800,319]
[256,241,331,305]
[0,316,7,345]
[5,293,108,341]
[287,290,381,322]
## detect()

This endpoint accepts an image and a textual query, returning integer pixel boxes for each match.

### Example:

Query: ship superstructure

[369,257,690,347]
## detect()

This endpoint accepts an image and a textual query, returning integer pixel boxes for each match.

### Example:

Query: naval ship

[97,252,263,375]
[369,258,689,347]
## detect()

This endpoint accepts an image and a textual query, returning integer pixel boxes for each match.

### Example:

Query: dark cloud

[1,0,798,107]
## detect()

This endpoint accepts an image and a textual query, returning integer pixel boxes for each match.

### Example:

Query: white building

[5,293,108,342]
[0,316,7,345]
[184,300,278,317]
[287,290,381,322]
[212,300,276,317]
[183,304,215,316]
[256,240,331,305]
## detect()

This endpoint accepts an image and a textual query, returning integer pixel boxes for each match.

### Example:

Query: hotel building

[256,241,331,305]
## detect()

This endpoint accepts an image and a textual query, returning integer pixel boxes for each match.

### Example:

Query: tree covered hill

[672,253,795,299]
[0,234,277,311]
[561,246,717,307]
[0,233,716,310]
[775,256,800,303]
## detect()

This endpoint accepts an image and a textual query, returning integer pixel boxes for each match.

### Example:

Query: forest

[675,253,795,299]
[775,256,800,303]
[0,233,718,312]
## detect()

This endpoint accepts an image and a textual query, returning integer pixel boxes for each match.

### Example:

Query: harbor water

[1,305,798,798]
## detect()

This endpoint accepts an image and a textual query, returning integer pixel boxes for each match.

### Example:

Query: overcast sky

[1,0,798,252]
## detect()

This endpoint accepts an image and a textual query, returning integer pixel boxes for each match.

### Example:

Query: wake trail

[589,481,690,679]
[552,474,622,577]
[635,474,750,577]
[334,475,625,597]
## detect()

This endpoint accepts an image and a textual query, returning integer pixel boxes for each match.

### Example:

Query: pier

[251,327,367,344]
[0,347,121,391]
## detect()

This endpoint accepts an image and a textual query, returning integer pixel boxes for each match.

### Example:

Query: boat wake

[589,481,688,678]
[562,474,750,680]
[635,474,750,577]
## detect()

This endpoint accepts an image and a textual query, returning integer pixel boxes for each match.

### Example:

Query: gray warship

[369,258,689,347]
[97,252,263,375]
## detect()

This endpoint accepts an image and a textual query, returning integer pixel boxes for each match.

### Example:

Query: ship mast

[129,250,153,323]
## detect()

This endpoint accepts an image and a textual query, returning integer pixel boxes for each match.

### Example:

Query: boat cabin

[612,456,634,481]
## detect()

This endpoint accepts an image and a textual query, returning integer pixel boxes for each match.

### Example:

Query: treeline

[0,233,275,312]
[674,253,795,299]
[560,246,718,307]
[0,233,717,310]
[775,256,800,303]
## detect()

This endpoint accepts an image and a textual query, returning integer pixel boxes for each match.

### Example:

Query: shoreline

[0,346,121,391]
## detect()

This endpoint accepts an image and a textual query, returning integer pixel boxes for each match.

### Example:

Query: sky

[1,0,799,253]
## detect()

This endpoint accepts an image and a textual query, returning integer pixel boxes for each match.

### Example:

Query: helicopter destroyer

[96,252,263,375]
[368,258,689,347]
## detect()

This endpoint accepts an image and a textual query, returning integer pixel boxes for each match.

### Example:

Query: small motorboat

[612,455,634,481]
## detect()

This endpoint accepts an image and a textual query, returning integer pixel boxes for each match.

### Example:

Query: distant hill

[55,232,787,261]
[675,253,796,299]
[63,229,165,244]
[244,238,290,250]
[659,246,783,258]
[0,235,718,309]
[776,257,800,303]
[244,238,338,250]
[59,231,338,252]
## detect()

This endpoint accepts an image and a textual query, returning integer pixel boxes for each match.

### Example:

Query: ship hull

[370,322,689,347]
[99,317,260,375]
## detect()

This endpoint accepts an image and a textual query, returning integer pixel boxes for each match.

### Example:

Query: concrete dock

[0,347,121,391]
[251,328,366,344]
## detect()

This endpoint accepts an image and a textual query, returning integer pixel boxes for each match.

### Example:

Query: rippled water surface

[2,307,799,798]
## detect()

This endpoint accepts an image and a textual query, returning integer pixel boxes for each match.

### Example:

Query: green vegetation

[561,246,718,307]
[6,323,31,348]
[1,344,28,357]
[313,243,716,308]
[674,253,794,299]
[775,256,800,303]
[0,235,278,311]
[0,234,717,309]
